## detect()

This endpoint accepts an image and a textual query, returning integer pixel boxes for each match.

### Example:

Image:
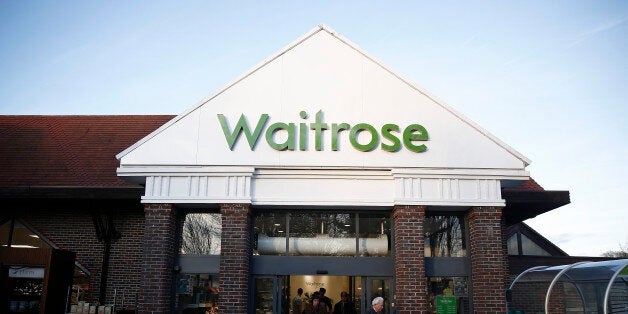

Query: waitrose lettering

[217,110,428,152]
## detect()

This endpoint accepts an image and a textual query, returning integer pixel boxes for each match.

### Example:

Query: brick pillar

[140,204,177,313]
[393,205,427,314]
[466,206,506,313]
[219,203,251,314]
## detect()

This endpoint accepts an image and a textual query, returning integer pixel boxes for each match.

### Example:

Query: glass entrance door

[253,276,281,314]
[364,277,392,314]
[253,275,392,314]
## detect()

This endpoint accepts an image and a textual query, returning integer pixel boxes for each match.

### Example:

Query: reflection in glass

[254,277,275,314]
[175,273,219,313]
[358,215,391,257]
[180,214,222,255]
[253,212,390,257]
[507,234,519,255]
[70,267,90,307]
[254,213,287,256]
[424,215,466,257]
[288,213,355,256]
[520,234,550,256]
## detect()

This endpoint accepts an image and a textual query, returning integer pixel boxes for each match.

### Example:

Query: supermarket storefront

[117,25,530,313]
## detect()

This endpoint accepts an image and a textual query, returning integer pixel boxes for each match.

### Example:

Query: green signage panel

[435,296,457,314]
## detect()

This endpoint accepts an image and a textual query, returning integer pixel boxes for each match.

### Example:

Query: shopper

[333,291,356,314]
[366,297,384,314]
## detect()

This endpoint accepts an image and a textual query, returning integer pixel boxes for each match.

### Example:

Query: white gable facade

[117,25,529,208]
[116,25,532,313]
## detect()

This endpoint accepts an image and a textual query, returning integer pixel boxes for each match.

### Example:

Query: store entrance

[252,275,392,314]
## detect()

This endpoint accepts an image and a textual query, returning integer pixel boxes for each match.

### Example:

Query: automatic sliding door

[364,277,392,314]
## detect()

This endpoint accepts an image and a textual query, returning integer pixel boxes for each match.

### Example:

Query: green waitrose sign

[218,110,429,152]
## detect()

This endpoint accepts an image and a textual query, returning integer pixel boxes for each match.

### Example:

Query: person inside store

[366,296,384,314]
[292,287,304,314]
[318,288,333,313]
[333,291,357,314]
[303,292,327,314]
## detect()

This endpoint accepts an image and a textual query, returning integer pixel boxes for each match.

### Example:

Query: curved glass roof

[508,259,628,314]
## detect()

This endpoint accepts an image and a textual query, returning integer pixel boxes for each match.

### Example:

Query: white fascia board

[394,199,507,207]
[117,166,255,176]
[251,199,394,207]
[141,197,251,204]
[392,168,530,180]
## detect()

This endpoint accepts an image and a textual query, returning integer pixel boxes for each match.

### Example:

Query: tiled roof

[503,177,545,191]
[0,115,544,191]
[0,115,173,187]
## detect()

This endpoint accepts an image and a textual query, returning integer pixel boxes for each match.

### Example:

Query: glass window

[358,214,390,257]
[253,277,276,314]
[70,267,90,306]
[520,233,551,256]
[253,212,391,257]
[175,273,219,313]
[289,213,355,256]
[424,215,467,257]
[254,212,287,256]
[507,234,519,255]
[427,277,470,314]
[0,220,49,249]
[1,218,92,310]
[180,213,222,255]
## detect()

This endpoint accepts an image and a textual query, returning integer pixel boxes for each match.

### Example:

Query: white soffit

[117,24,530,177]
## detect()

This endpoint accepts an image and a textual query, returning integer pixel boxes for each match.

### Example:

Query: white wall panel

[119,26,529,207]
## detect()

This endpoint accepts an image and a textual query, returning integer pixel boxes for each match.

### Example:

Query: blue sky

[1,1,626,256]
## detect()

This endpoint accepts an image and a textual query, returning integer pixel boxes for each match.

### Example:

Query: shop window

[180,213,221,255]
[424,215,467,257]
[427,277,470,314]
[357,214,391,257]
[175,273,219,313]
[0,218,91,306]
[177,214,221,313]
[254,213,287,256]
[288,213,355,256]
[253,212,390,257]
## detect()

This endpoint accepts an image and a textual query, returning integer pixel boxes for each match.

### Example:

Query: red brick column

[393,205,427,314]
[466,206,506,313]
[219,203,251,314]
[140,204,177,313]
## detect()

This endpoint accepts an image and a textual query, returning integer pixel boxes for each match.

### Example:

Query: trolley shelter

[507,259,628,313]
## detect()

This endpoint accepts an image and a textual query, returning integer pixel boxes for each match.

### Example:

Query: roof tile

[0,115,173,187]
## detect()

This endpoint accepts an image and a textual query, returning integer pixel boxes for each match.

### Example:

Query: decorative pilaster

[219,203,251,313]
[140,204,177,313]
[393,205,427,313]
[466,206,506,313]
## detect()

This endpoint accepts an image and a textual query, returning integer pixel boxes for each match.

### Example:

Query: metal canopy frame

[508,259,628,314]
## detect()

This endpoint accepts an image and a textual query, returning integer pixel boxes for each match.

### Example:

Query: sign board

[8,267,45,279]
[435,296,457,314]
